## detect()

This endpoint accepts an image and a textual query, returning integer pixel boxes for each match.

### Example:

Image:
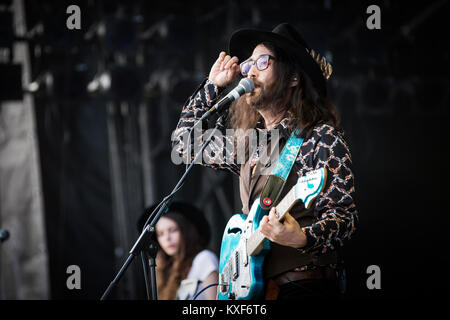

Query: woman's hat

[137,201,211,245]
[229,22,332,96]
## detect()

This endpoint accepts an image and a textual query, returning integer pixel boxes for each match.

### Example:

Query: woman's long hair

[156,212,204,300]
[230,42,340,139]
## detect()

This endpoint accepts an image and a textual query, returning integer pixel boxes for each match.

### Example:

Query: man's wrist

[293,230,308,249]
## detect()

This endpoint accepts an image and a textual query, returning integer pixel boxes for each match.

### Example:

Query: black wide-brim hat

[229,22,329,96]
[137,201,211,246]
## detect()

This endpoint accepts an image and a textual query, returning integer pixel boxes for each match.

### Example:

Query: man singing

[172,23,358,299]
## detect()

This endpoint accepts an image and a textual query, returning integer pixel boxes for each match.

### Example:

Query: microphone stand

[101,113,228,300]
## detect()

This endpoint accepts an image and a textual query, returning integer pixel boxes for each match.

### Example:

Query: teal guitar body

[217,201,270,300]
[217,167,327,300]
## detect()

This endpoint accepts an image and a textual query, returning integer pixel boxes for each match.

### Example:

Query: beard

[245,80,279,112]
[231,78,290,131]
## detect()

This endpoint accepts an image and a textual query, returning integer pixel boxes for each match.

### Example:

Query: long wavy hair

[156,212,204,300]
[229,42,340,139]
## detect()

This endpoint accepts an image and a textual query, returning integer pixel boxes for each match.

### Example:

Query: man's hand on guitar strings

[259,207,307,249]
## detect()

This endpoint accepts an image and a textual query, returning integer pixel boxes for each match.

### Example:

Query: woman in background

[138,202,219,300]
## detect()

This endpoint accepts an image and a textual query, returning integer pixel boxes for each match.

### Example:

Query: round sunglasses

[240,54,275,77]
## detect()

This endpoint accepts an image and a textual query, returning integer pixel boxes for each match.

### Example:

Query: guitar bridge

[219,273,229,295]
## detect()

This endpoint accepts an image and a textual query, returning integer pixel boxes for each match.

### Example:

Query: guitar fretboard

[247,187,297,256]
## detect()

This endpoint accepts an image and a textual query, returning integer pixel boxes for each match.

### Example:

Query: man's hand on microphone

[208,52,240,88]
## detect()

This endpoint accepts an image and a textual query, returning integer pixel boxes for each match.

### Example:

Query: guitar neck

[247,188,298,256]
[273,188,298,221]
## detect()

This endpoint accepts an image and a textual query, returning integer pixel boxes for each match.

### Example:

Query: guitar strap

[259,130,303,211]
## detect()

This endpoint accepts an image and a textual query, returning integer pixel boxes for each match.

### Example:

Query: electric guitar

[217,167,327,300]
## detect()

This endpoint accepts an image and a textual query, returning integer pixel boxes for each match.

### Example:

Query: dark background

[1,0,448,300]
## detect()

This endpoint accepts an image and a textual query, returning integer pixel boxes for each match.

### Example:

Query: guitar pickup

[244,239,249,266]
[232,251,240,280]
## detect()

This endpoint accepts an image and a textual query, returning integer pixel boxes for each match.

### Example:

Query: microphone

[0,229,9,243]
[199,78,254,121]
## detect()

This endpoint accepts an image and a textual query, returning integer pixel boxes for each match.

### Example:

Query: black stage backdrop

[17,0,449,300]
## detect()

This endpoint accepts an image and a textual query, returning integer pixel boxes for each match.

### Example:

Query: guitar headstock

[294,168,327,209]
